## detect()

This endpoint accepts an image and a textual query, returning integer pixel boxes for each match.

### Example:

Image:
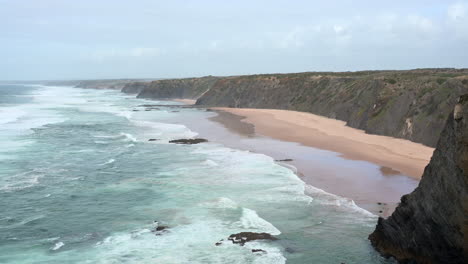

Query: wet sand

[213,108,434,180]
[167,105,428,217]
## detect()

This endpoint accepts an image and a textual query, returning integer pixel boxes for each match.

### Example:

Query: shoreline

[168,103,426,216]
[212,108,434,180]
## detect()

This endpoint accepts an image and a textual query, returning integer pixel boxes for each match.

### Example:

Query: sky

[0,0,467,80]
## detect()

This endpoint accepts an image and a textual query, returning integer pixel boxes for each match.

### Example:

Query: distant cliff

[76,79,152,90]
[368,95,468,263]
[121,76,219,99]
[94,69,468,147]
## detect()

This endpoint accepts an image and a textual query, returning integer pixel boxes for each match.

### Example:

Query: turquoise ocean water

[0,84,394,263]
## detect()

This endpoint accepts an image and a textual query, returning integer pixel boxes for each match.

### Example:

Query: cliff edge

[195,70,468,147]
[369,95,468,263]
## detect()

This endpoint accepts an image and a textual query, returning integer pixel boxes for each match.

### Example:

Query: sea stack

[369,95,468,263]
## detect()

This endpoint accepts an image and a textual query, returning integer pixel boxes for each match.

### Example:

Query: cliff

[121,76,219,99]
[368,95,468,263]
[195,69,468,147]
[75,79,152,90]
[104,69,468,147]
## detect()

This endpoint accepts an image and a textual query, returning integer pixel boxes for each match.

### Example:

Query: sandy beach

[165,104,429,216]
[213,108,434,180]
[173,99,196,105]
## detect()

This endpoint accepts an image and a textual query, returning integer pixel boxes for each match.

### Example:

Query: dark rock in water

[215,242,222,246]
[151,221,168,235]
[227,232,278,246]
[275,159,293,162]
[148,139,159,141]
[132,109,139,112]
[369,95,468,264]
[169,138,208,144]
[155,225,168,231]
[251,249,267,254]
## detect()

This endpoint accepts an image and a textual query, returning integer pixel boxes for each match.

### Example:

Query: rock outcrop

[369,95,468,263]
[214,232,278,246]
[169,138,208,144]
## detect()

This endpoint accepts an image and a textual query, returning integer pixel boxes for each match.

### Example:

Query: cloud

[87,47,164,62]
[447,2,468,39]
[1,0,468,80]
[448,2,467,20]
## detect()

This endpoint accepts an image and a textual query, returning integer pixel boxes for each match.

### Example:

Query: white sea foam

[119,132,138,142]
[0,107,27,125]
[131,120,198,140]
[202,159,218,167]
[244,242,286,264]
[237,208,281,235]
[101,159,115,165]
[93,219,286,264]
[51,241,64,251]
[94,140,110,144]
[198,197,238,209]
[305,184,375,217]
[0,173,43,192]
[0,86,73,137]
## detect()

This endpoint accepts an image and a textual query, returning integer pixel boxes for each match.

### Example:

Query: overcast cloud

[0,0,467,80]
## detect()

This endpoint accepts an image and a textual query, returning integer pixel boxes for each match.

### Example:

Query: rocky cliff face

[75,79,149,90]
[368,95,468,263]
[122,76,219,99]
[106,69,468,147]
[195,70,468,147]
[121,81,150,94]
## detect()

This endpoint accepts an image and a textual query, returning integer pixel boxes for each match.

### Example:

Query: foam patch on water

[202,159,219,167]
[91,220,286,264]
[119,132,138,142]
[0,106,27,125]
[101,159,115,166]
[236,208,281,235]
[131,120,198,140]
[305,185,375,217]
[51,241,64,251]
[0,172,43,192]
[199,197,238,209]
[244,242,286,264]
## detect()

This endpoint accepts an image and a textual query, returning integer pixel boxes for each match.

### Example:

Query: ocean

[0,84,394,263]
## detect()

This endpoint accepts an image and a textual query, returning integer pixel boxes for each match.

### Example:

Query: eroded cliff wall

[114,69,468,147]
[121,76,219,99]
[195,70,468,147]
[368,95,468,263]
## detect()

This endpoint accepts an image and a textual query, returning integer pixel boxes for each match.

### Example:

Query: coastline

[213,108,434,180]
[167,102,427,217]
